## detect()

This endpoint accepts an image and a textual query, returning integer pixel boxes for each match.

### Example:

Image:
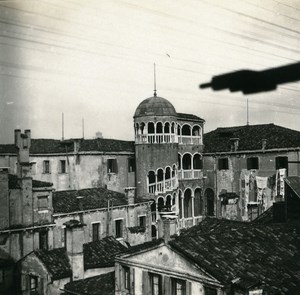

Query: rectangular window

[61,227,67,248]
[203,286,218,295]
[247,157,259,170]
[92,223,100,241]
[139,215,146,227]
[172,278,186,295]
[218,158,229,170]
[128,158,136,172]
[115,219,123,238]
[43,160,50,174]
[107,159,118,173]
[123,266,130,290]
[31,162,36,175]
[60,160,66,173]
[37,196,48,211]
[30,275,38,291]
[275,156,288,171]
[39,230,48,250]
[150,273,162,295]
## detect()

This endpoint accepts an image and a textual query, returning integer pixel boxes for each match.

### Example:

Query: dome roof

[134,96,177,118]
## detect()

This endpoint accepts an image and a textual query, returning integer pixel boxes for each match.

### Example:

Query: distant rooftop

[8,174,53,189]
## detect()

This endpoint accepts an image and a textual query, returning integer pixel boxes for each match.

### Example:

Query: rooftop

[64,271,115,295]
[53,187,149,214]
[177,112,205,122]
[169,218,300,293]
[203,123,300,153]
[8,174,53,189]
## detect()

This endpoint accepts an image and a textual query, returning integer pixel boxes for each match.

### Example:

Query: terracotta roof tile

[35,248,72,280]
[83,236,127,269]
[64,271,115,295]
[120,238,164,255]
[169,218,300,293]
[203,123,300,153]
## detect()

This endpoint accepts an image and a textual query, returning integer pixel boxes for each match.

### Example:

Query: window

[123,266,130,290]
[107,159,118,173]
[115,219,123,238]
[275,156,288,170]
[92,222,101,241]
[39,230,48,250]
[37,196,48,211]
[172,278,186,295]
[128,158,136,172]
[138,215,146,227]
[218,158,229,170]
[30,275,38,291]
[247,157,259,170]
[204,286,218,295]
[150,273,162,295]
[31,162,36,175]
[43,160,50,174]
[60,160,66,173]
[61,227,67,248]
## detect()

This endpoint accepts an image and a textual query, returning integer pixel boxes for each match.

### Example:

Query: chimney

[76,196,84,223]
[0,168,9,229]
[158,215,177,243]
[64,219,86,280]
[15,129,31,177]
[262,139,267,150]
[230,138,239,152]
[125,187,136,205]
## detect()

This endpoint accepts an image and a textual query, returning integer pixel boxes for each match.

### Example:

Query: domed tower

[134,94,179,203]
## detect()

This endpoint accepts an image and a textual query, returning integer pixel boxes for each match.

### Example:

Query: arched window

[184,189,193,218]
[171,122,175,134]
[151,200,156,212]
[148,171,155,184]
[172,164,176,178]
[166,195,172,210]
[194,188,203,216]
[205,188,215,216]
[178,190,183,218]
[148,122,155,134]
[177,125,181,135]
[182,124,191,136]
[164,122,170,133]
[165,167,171,180]
[135,123,139,135]
[140,122,145,134]
[157,197,164,212]
[172,192,176,205]
[192,125,201,136]
[157,169,163,182]
[156,122,163,134]
[178,154,182,170]
[193,154,203,170]
[151,225,157,239]
[182,154,192,170]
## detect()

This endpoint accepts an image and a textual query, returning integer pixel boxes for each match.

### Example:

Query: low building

[115,217,300,295]
[0,248,15,294]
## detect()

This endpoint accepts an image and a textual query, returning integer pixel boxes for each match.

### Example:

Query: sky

[1,0,300,143]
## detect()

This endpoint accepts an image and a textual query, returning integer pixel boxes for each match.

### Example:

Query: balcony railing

[178,135,202,145]
[148,177,178,194]
[178,169,202,180]
[136,134,177,144]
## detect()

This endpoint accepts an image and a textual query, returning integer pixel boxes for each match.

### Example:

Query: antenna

[246,98,249,125]
[154,63,157,97]
[82,118,84,139]
[62,112,64,140]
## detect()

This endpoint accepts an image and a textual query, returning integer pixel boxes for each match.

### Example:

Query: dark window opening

[275,156,288,171]
[148,122,155,134]
[182,124,191,136]
[39,230,48,250]
[171,278,186,295]
[157,198,164,212]
[139,216,146,227]
[151,225,157,239]
[115,219,123,238]
[193,154,203,169]
[204,286,218,295]
[182,154,192,170]
[128,158,136,172]
[247,157,259,170]
[30,275,38,291]
[107,159,118,173]
[123,266,130,290]
[156,122,163,134]
[43,160,50,174]
[92,223,100,241]
[218,158,229,170]
[60,160,66,173]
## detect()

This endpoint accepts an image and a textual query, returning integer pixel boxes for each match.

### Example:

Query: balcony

[148,177,177,194]
[178,135,202,145]
[178,169,202,180]
[136,133,177,144]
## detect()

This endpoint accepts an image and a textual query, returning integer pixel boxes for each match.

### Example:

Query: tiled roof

[83,236,127,269]
[53,187,127,214]
[8,174,53,189]
[252,206,274,224]
[169,218,300,293]
[0,248,14,267]
[35,248,72,280]
[177,113,204,122]
[203,123,300,153]
[64,271,115,295]
[285,176,300,197]
[0,138,134,155]
[120,238,164,256]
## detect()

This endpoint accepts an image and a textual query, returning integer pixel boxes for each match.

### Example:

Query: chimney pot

[230,138,239,152]
[262,139,267,150]
[125,187,136,205]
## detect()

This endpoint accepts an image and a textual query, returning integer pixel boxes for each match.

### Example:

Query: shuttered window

[108,159,118,173]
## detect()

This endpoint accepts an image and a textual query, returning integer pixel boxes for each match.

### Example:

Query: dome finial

[154,63,157,97]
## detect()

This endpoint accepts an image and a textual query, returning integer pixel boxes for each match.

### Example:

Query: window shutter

[186,281,192,295]
[142,271,150,295]
[115,264,121,292]
[164,276,171,295]
[130,267,135,294]
[114,159,118,173]
[21,274,28,291]
[39,277,44,294]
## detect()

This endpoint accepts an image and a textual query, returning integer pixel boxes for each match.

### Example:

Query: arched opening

[148,122,155,134]
[165,166,171,190]
[182,154,192,170]
[192,125,201,136]
[156,122,163,133]
[172,164,176,178]
[171,122,175,134]
[178,154,182,170]
[157,169,164,192]
[151,200,156,222]
[172,192,176,205]
[135,123,139,135]
[193,154,203,170]
[166,195,172,210]
[182,124,191,136]
[164,122,170,133]
[177,125,181,135]
[205,188,215,216]
[184,189,192,218]
[194,188,203,216]
[140,122,145,134]
[148,171,156,193]
[178,190,183,218]
[157,197,164,212]
[151,225,157,239]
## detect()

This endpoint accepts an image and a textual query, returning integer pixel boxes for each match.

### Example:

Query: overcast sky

[1,0,300,143]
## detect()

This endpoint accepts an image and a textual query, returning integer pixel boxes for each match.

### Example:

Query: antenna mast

[62,112,64,140]
[154,63,157,97]
[82,118,84,139]
[246,98,249,125]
